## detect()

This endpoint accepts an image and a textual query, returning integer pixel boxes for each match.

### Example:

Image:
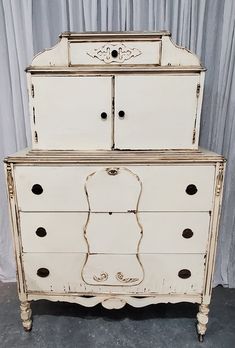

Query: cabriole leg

[197,303,209,342]
[20,301,32,331]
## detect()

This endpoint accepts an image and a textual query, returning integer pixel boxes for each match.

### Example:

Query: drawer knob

[36,227,47,237]
[111,49,118,58]
[101,112,107,120]
[186,184,198,195]
[182,228,193,239]
[31,184,43,195]
[178,269,191,279]
[118,110,125,118]
[107,168,119,175]
[37,268,49,278]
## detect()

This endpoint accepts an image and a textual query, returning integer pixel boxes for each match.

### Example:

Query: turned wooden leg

[20,301,32,331]
[197,303,209,342]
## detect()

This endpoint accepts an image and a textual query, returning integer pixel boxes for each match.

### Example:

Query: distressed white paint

[4,32,226,337]
[14,164,215,212]
[5,149,225,337]
[139,212,210,254]
[70,41,161,65]
[28,32,204,151]
[27,293,202,307]
[86,212,142,254]
[20,212,88,253]
[114,74,201,150]
[161,36,201,66]
[82,254,144,286]
[31,37,68,66]
[30,33,201,68]
[29,73,203,151]
[22,252,205,294]
[85,167,142,212]
[20,211,209,254]
[31,76,112,150]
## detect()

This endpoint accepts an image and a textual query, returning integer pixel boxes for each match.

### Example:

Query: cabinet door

[114,75,200,149]
[31,76,112,150]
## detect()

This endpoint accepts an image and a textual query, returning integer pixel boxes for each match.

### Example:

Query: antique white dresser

[5,32,225,342]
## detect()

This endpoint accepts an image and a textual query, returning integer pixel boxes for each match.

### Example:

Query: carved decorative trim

[93,272,108,282]
[82,167,144,287]
[216,163,224,196]
[28,293,202,309]
[6,165,14,199]
[87,43,141,64]
[116,272,139,284]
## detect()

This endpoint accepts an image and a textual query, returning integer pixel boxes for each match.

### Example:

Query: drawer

[23,253,205,294]
[14,165,215,212]
[20,212,210,254]
[70,41,161,65]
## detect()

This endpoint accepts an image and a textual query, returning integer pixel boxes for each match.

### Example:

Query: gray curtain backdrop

[0,0,234,286]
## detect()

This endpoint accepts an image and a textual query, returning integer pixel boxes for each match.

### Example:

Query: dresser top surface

[59,31,171,39]
[5,148,225,165]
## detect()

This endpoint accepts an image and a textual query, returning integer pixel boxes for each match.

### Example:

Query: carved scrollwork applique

[87,43,142,64]
[93,272,108,282]
[93,271,139,284]
[116,272,139,283]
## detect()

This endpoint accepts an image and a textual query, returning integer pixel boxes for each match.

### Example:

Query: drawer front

[20,212,210,254]
[138,212,210,254]
[20,212,88,253]
[23,253,205,294]
[14,165,215,212]
[70,41,161,65]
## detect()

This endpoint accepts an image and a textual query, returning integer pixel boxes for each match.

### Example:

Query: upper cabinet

[27,32,205,151]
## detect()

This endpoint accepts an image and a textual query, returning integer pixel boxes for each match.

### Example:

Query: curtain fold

[0,0,235,286]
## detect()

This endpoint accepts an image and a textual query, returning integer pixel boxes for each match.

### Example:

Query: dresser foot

[20,301,32,331]
[197,303,209,340]
[198,334,204,342]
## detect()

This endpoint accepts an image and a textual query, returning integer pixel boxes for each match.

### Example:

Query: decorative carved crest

[87,43,142,64]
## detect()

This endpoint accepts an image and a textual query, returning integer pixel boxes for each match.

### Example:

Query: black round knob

[101,112,107,120]
[31,184,43,195]
[186,184,198,195]
[118,110,125,118]
[111,49,118,58]
[182,228,193,239]
[36,227,47,238]
[178,269,191,279]
[37,268,50,278]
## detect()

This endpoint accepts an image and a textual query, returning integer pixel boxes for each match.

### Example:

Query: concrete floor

[0,282,234,348]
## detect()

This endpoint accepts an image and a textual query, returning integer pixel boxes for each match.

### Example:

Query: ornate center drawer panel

[14,165,215,212]
[69,40,161,65]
